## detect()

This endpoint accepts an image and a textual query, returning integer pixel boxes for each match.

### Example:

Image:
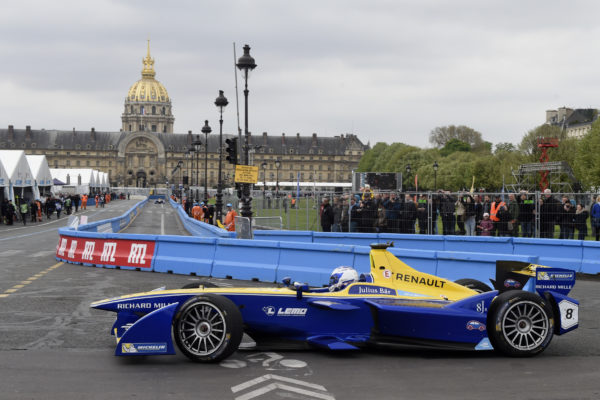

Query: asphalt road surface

[0,200,599,400]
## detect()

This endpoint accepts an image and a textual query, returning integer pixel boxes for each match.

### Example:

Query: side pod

[115,303,179,356]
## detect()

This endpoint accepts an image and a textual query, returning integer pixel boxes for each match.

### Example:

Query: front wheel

[487,291,554,357]
[173,294,243,362]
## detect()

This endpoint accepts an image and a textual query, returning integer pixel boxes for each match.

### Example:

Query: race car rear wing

[491,261,576,297]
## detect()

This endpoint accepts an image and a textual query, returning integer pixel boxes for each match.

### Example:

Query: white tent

[0,157,10,202]
[102,172,109,189]
[26,155,53,199]
[0,150,34,202]
[91,170,100,192]
[50,168,96,195]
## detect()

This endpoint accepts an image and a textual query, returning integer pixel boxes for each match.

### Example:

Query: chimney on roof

[263,131,268,145]
[25,125,32,140]
[281,132,286,145]
[8,125,14,141]
[311,133,317,146]
[187,130,192,145]
[296,132,300,144]
[91,127,96,141]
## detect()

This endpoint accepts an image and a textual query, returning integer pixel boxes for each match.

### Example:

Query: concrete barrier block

[379,234,445,251]
[513,238,582,271]
[254,230,313,243]
[444,235,514,254]
[581,241,600,274]
[212,239,280,282]
[153,236,217,275]
[313,232,378,246]
[277,242,355,286]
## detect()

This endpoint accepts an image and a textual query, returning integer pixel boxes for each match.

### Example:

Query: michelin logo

[121,343,167,353]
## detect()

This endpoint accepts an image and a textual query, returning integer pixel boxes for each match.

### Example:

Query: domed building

[0,43,367,191]
[121,42,174,134]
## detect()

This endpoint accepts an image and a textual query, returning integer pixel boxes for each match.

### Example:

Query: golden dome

[126,41,170,103]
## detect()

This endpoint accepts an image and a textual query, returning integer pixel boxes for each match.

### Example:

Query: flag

[470,176,475,194]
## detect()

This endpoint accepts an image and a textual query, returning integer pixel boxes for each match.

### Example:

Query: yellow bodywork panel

[369,248,478,301]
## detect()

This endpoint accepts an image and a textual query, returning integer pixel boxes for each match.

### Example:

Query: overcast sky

[1,0,599,148]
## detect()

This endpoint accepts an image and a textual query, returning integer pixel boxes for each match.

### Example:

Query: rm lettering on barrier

[56,236,155,269]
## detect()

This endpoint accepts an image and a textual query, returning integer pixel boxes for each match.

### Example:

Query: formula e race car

[91,243,579,362]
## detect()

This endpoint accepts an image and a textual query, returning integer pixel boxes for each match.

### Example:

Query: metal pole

[241,68,252,219]
[204,131,208,203]
[216,111,224,223]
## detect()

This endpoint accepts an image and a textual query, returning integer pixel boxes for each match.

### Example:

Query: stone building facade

[0,46,367,190]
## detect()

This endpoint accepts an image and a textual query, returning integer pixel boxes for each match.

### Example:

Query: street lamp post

[261,161,267,200]
[201,120,211,204]
[214,90,228,223]
[433,161,438,191]
[236,44,257,219]
[192,134,202,201]
[405,164,411,191]
[275,159,281,198]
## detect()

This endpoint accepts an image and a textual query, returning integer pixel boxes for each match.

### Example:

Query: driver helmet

[329,266,358,291]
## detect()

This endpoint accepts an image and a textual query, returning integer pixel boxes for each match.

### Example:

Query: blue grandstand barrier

[253,230,313,242]
[313,232,378,246]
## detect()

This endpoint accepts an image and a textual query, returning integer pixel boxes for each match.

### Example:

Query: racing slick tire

[454,278,492,293]
[487,291,554,357]
[173,294,243,362]
[181,281,218,289]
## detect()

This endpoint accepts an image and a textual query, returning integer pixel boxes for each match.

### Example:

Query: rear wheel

[173,294,243,362]
[455,278,492,293]
[487,291,553,357]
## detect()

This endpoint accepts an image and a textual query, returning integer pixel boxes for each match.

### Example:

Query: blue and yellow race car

[91,243,579,362]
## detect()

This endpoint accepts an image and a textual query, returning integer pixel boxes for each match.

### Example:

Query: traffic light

[225,138,238,165]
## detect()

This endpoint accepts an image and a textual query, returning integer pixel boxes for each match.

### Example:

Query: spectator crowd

[318,187,600,241]
[0,192,120,226]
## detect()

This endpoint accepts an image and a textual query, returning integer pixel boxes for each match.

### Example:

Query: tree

[573,119,600,189]
[440,138,470,156]
[429,125,484,150]
[494,142,516,154]
[518,124,564,158]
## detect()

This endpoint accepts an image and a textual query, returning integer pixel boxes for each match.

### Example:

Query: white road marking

[231,374,328,393]
[234,382,335,400]
[161,213,165,235]
[0,250,24,257]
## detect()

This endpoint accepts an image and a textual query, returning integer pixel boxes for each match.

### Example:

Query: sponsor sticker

[263,306,307,317]
[121,343,167,354]
[503,279,521,288]
[348,285,395,296]
[466,320,486,331]
[382,269,392,279]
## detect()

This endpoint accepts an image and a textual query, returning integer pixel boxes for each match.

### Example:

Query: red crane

[537,137,559,191]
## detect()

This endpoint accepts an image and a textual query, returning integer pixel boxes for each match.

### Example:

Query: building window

[151,125,157,132]
[130,106,134,113]
[162,107,165,115]
[76,160,81,166]
[163,126,167,133]
[66,160,70,166]
[139,124,144,131]
[152,106,156,115]
[86,160,90,166]
[129,124,132,131]
[140,106,145,115]
[54,160,58,167]
[96,161,100,166]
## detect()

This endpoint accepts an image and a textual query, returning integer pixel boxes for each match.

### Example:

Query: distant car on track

[91,243,579,362]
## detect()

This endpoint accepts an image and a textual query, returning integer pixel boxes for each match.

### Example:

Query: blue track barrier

[169,198,234,238]
[436,251,538,283]
[513,238,583,272]
[212,238,280,281]
[153,236,217,276]
[444,235,513,254]
[581,241,600,274]
[277,242,356,286]
[254,230,313,242]
[313,232,378,246]
[379,234,445,251]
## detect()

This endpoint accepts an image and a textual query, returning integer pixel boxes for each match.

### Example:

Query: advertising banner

[56,236,155,269]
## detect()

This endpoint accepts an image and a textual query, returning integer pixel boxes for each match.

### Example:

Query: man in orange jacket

[224,203,237,232]
[191,202,203,221]
[81,194,88,210]
[490,194,506,236]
